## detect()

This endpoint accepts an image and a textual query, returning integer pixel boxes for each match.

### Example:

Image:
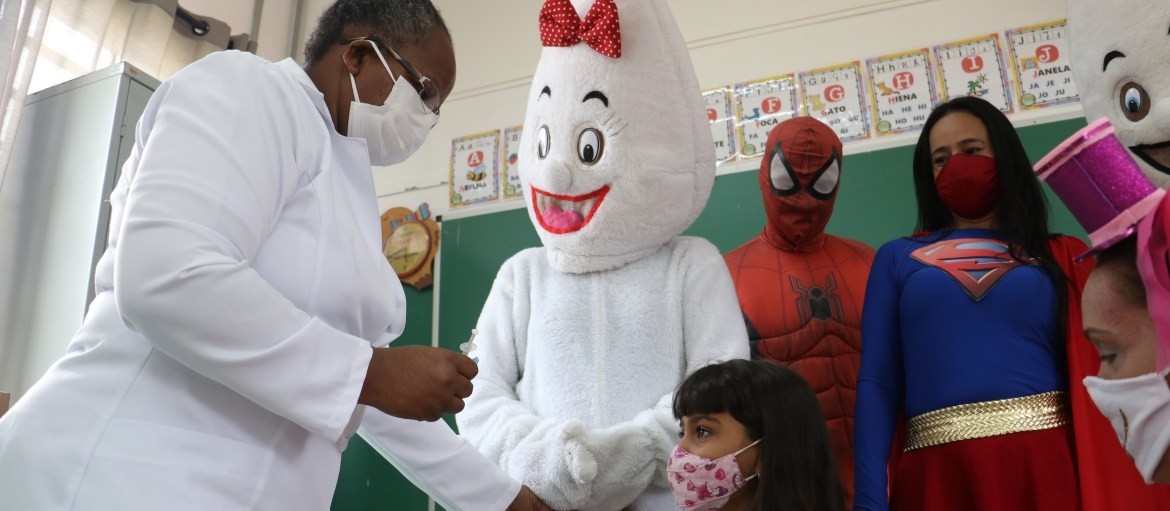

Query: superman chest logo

[911,238,1030,301]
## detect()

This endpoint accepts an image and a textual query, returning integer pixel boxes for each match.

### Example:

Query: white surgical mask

[1084,369,1170,484]
[347,41,438,166]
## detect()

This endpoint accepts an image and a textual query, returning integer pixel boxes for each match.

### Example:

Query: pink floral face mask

[667,439,761,511]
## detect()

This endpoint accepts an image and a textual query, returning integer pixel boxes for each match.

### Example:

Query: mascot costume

[723,116,873,508]
[456,0,749,509]
[1065,2,1170,509]
[1069,1,1170,188]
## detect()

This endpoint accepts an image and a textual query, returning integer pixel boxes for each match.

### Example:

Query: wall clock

[380,203,441,290]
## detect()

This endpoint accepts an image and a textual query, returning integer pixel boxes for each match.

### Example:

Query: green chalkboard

[332,286,433,511]
[435,118,1089,350]
[331,117,1090,511]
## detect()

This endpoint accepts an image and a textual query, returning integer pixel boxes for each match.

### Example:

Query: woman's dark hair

[1095,236,1147,308]
[673,359,845,511]
[912,96,1068,310]
[304,0,450,66]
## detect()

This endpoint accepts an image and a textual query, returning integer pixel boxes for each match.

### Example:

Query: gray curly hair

[304,0,450,65]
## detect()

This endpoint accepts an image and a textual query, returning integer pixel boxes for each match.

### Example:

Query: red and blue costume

[856,230,1170,511]
[725,118,874,508]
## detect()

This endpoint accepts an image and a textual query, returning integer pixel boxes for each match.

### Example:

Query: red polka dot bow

[539,0,622,59]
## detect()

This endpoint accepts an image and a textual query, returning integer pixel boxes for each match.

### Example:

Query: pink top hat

[1035,117,1166,262]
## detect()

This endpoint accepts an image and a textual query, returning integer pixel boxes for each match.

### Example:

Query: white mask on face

[1084,369,1170,484]
[347,40,438,166]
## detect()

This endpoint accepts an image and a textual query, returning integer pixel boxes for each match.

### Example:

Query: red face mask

[935,153,1003,220]
[758,117,843,252]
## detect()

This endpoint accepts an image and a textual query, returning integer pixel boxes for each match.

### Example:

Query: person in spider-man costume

[724,117,874,507]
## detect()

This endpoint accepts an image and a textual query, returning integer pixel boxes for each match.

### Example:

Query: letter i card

[934,35,1014,113]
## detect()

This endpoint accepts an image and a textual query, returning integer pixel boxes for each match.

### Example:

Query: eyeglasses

[342,36,442,115]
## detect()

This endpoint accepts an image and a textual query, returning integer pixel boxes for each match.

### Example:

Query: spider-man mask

[759,117,842,252]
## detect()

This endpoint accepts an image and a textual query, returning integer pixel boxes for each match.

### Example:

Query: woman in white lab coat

[0,1,546,509]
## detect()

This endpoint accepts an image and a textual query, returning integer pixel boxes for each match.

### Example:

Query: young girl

[671,359,845,511]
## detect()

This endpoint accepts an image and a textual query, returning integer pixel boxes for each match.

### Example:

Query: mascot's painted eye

[538,126,551,160]
[578,128,604,165]
[1120,82,1151,122]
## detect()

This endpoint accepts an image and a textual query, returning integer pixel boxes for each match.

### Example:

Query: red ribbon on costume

[539,0,622,59]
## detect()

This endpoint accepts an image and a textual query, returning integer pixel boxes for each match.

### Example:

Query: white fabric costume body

[0,52,518,511]
[456,1,749,510]
[1069,0,1170,188]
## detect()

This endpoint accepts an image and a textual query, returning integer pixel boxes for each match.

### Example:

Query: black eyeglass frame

[341,36,442,115]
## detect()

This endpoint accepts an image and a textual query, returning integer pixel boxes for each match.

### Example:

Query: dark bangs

[673,361,763,439]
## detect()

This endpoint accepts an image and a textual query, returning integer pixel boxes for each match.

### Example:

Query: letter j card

[1007,21,1078,110]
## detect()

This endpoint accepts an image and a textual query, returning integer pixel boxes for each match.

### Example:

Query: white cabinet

[0,63,159,398]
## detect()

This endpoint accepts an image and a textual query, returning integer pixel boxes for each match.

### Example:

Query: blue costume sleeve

[853,242,905,511]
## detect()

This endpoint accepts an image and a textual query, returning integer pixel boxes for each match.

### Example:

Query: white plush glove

[500,421,599,510]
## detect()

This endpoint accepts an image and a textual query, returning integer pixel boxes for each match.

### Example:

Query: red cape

[888,236,1170,509]
[1051,236,1170,510]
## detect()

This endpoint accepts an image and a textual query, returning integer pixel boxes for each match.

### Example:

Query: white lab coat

[0,51,518,511]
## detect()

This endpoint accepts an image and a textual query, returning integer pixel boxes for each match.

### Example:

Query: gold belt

[904,391,1070,452]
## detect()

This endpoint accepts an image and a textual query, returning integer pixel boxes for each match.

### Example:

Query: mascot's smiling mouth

[532,185,610,234]
[1131,141,1170,175]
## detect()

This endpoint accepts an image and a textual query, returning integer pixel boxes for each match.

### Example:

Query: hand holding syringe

[459,329,478,364]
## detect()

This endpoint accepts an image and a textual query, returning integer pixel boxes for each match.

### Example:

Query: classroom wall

[284,0,1073,216]
[7,1,1083,510]
[183,0,301,62]
[183,0,256,38]
[435,117,1092,361]
[304,1,1084,509]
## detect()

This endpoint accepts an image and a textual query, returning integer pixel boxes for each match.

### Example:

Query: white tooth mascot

[1069,0,1170,188]
[456,0,750,510]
